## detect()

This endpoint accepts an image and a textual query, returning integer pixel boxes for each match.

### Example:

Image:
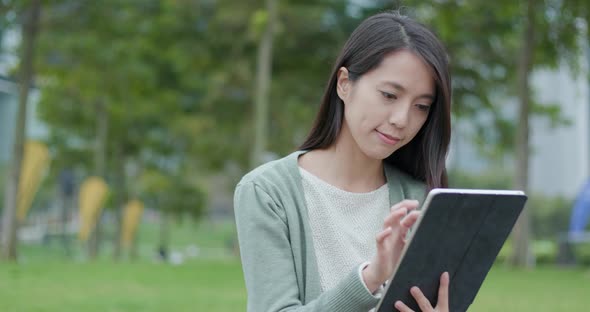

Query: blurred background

[1,0,589,311]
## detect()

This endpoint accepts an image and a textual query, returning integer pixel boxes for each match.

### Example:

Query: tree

[251,0,278,168]
[35,0,226,259]
[139,168,206,257]
[27,0,590,266]
[510,0,536,268]
[1,0,40,261]
[87,99,108,259]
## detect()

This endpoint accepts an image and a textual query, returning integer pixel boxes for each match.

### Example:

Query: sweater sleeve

[234,181,380,312]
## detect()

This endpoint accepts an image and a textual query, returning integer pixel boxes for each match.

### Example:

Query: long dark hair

[299,12,451,190]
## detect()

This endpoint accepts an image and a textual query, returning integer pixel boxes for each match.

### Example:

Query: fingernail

[394,301,401,308]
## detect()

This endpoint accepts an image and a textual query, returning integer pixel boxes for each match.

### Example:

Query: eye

[380,91,397,100]
[416,104,431,112]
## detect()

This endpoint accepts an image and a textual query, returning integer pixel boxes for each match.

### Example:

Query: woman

[234,11,452,312]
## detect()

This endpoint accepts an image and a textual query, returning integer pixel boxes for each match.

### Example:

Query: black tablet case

[376,190,527,312]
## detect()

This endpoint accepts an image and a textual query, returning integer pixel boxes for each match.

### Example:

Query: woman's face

[336,50,435,160]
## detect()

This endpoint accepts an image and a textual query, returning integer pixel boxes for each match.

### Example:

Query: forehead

[363,50,435,94]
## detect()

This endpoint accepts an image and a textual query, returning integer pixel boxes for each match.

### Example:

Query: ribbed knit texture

[299,166,390,293]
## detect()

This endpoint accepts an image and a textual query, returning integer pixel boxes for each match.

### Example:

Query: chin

[362,146,394,161]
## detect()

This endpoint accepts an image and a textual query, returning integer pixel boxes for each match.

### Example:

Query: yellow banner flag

[17,141,51,222]
[78,177,109,241]
[121,199,144,248]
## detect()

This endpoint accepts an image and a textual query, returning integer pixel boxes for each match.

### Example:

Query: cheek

[356,110,383,135]
[408,115,429,138]
[344,99,371,128]
[357,101,387,129]
[344,87,386,132]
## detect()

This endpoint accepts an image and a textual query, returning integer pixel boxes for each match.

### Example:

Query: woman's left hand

[394,272,450,312]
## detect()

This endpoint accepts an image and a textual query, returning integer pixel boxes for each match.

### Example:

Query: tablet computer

[375,188,527,312]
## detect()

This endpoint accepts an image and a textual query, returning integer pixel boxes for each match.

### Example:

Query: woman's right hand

[362,200,421,293]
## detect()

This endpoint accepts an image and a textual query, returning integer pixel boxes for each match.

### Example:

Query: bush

[528,194,573,240]
[448,168,512,190]
[496,239,556,265]
[448,169,576,240]
[573,243,590,265]
[448,169,589,266]
[532,240,558,264]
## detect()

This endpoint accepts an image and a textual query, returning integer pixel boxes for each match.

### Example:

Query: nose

[388,102,410,129]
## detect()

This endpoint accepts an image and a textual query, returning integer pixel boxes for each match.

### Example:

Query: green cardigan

[234,150,426,312]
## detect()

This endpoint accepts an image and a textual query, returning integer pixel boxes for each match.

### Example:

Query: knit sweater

[234,150,426,312]
[299,166,390,293]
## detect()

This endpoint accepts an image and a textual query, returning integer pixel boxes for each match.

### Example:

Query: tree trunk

[158,209,170,261]
[112,147,126,261]
[510,0,535,268]
[88,99,109,260]
[59,183,71,257]
[130,226,139,261]
[1,0,41,261]
[250,0,277,168]
[57,168,74,257]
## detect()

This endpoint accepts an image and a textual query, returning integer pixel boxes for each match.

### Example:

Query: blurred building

[449,47,590,198]
[529,61,589,198]
[0,75,44,165]
[0,75,21,164]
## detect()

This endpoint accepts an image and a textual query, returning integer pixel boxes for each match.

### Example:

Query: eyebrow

[382,81,435,101]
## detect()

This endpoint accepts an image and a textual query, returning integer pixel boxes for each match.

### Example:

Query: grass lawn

[1,258,588,311]
[471,266,590,311]
[2,219,588,311]
[0,259,246,312]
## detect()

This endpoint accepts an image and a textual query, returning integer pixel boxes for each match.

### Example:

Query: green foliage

[497,238,590,266]
[34,0,230,218]
[4,0,589,236]
[449,169,576,240]
[528,194,574,239]
[574,243,590,265]
[24,0,590,186]
[397,0,587,160]
[139,169,206,222]
[32,0,396,198]
[250,9,269,38]
[498,239,566,265]
[448,168,513,190]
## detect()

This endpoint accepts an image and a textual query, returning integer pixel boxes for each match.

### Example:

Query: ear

[336,67,351,102]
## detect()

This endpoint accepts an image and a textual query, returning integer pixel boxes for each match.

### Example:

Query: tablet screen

[376,188,527,312]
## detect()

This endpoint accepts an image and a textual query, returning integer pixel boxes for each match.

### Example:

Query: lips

[376,130,401,145]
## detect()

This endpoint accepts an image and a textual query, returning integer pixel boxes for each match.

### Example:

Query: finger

[390,199,420,212]
[394,300,414,312]
[400,211,421,228]
[397,212,421,243]
[436,272,450,310]
[410,286,433,312]
[383,207,408,229]
[376,227,393,245]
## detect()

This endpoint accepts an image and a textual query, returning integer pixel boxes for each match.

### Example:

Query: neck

[300,125,385,193]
